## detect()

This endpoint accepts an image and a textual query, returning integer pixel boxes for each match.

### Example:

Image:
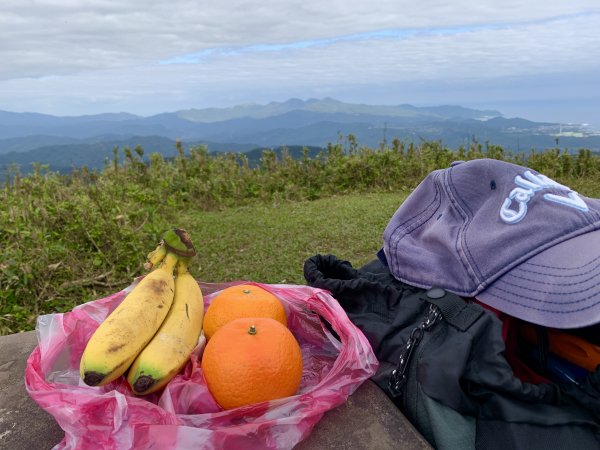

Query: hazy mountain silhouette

[1,98,598,175]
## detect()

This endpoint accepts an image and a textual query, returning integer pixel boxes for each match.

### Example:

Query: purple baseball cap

[382,158,600,328]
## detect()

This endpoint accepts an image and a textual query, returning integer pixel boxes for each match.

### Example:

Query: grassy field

[181,192,409,284]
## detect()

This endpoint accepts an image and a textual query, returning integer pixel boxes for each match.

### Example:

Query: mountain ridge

[1,98,598,175]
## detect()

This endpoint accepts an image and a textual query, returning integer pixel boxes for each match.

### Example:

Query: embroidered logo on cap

[500,170,588,224]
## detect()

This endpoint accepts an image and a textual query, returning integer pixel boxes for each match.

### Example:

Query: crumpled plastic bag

[25,280,379,450]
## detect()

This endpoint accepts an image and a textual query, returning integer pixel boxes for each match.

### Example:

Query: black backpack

[304,254,600,450]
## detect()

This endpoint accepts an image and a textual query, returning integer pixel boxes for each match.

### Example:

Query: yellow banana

[127,259,204,395]
[80,252,178,386]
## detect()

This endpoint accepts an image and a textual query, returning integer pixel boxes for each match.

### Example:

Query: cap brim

[476,229,600,329]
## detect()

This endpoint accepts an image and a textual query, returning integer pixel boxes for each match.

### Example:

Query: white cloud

[2,1,598,79]
[0,0,599,123]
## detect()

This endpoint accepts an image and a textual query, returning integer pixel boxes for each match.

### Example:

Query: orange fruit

[201,317,303,410]
[203,284,287,340]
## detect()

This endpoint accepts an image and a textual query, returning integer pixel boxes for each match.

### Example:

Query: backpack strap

[419,287,484,332]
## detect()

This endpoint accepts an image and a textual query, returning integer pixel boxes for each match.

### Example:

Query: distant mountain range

[1,97,599,175]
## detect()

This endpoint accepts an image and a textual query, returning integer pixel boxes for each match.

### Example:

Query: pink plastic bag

[25,280,379,450]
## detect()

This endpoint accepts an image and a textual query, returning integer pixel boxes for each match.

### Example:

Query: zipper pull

[388,304,442,398]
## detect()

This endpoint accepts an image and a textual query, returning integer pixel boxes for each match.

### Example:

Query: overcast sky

[1,1,599,128]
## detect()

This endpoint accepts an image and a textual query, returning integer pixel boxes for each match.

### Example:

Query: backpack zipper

[388,303,443,399]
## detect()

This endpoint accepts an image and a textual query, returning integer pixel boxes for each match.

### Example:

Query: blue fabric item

[377,247,388,267]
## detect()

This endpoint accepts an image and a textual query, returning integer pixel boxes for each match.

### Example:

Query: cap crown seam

[446,168,482,289]
[387,175,443,275]
[388,174,443,240]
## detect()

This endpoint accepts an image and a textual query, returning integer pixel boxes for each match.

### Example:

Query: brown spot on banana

[108,343,126,353]
[150,279,168,295]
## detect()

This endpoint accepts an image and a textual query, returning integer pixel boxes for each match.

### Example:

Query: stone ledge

[0,331,431,449]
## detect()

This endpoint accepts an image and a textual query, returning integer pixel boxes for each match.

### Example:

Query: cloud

[2,1,598,80]
[0,0,599,122]
[159,11,596,66]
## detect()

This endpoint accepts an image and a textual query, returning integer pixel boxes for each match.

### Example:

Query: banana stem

[176,258,191,276]
[146,229,196,275]
[162,229,196,258]
[160,252,179,273]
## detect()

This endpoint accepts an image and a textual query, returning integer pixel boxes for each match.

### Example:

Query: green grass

[182,192,409,284]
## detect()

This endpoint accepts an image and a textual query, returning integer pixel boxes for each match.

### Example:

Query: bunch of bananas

[79,228,205,395]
